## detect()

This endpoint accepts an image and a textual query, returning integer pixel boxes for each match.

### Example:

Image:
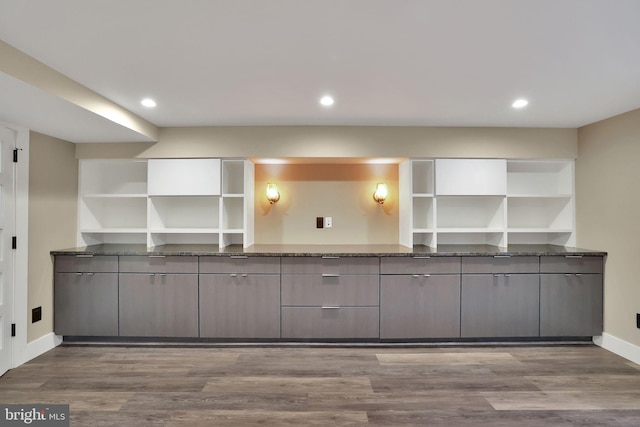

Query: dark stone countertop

[51,244,607,257]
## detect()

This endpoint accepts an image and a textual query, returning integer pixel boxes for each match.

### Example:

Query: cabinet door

[461,274,539,337]
[281,307,379,339]
[148,159,221,196]
[119,273,199,337]
[54,273,118,336]
[435,159,507,195]
[199,274,281,338]
[540,274,603,336]
[380,275,460,339]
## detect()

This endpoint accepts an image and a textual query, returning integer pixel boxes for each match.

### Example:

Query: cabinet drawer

[540,256,603,274]
[461,256,539,274]
[55,255,118,273]
[199,256,280,274]
[119,256,198,273]
[281,256,379,275]
[380,256,460,274]
[281,307,379,339]
[282,275,379,306]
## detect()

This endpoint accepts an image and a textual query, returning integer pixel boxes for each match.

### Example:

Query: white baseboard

[594,333,640,365]
[17,333,63,367]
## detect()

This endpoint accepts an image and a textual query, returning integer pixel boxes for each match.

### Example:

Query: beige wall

[28,132,78,342]
[576,108,640,347]
[255,163,398,244]
[76,126,578,159]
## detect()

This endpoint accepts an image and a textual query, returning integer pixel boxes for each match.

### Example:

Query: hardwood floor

[1,344,640,426]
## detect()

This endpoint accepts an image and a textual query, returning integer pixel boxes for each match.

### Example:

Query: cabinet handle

[230,273,237,277]
[158,273,166,277]
[493,255,511,258]
[149,255,166,258]
[423,274,431,277]
[322,256,340,259]
[412,274,420,278]
[576,273,582,276]
[76,272,83,276]
[413,256,431,259]
[148,273,155,276]
[75,254,94,258]
[86,272,94,276]
[504,274,512,277]
[321,306,340,309]
[564,273,572,276]
[565,255,583,259]
[241,274,248,278]
[322,273,340,277]
[230,256,248,259]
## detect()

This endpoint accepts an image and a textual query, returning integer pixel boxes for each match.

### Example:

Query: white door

[0,125,15,376]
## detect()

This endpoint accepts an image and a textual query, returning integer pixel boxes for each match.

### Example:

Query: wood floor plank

[483,390,640,410]
[202,376,374,395]
[166,409,369,426]
[376,352,521,365]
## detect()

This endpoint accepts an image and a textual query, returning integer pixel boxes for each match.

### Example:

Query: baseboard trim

[594,333,640,365]
[18,333,63,367]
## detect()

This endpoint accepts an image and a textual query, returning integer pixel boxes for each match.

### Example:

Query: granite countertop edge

[51,244,608,257]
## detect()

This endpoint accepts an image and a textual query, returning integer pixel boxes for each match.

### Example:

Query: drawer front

[380,256,460,274]
[119,256,198,273]
[540,256,603,274]
[281,256,379,275]
[55,255,118,273]
[199,256,280,274]
[282,275,379,306]
[281,307,380,339]
[461,256,539,274]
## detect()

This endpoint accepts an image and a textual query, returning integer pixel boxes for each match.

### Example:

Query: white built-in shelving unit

[78,158,254,248]
[400,158,575,248]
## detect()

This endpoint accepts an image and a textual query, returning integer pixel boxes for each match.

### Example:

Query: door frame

[1,122,31,369]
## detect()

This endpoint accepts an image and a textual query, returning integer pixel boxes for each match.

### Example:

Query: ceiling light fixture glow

[319,95,335,107]
[141,98,157,108]
[512,99,528,109]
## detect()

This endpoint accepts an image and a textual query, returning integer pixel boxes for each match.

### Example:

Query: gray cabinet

[380,275,460,339]
[540,255,603,336]
[281,256,379,339]
[460,256,539,338]
[118,256,199,337]
[461,273,540,337]
[54,255,118,336]
[380,256,461,339]
[199,256,281,338]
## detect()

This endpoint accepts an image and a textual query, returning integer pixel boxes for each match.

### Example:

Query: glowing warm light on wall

[266,183,280,204]
[373,183,388,204]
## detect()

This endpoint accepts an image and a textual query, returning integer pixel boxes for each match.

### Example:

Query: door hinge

[12,236,17,249]
[13,148,19,163]
[11,324,16,337]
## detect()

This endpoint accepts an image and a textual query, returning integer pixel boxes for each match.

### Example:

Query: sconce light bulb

[373,183,388,204]
[266,183,280,204]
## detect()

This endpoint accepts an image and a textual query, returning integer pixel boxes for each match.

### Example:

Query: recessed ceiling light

[512,99,528,109]
[141,98,157,108]
[319,95,335,107]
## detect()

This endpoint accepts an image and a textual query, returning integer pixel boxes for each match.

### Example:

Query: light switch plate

[324,217,332,228]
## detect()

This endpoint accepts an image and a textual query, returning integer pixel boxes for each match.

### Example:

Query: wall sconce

[373,183,388,204]
[266,183,280,204]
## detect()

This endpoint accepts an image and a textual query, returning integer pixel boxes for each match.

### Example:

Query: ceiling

[1,0,639,143]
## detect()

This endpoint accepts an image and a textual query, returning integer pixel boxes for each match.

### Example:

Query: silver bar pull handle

[412,274,420,278]
[76,272,83,276]
[76,254,94,258]
[322,273,340,277]
[413,256,431,259]
[230,256,248,259]
[566,255,583,259]
[321,306,340,309]
[423,274,431,277]
[230,273,237,277]
[149,255,166,258]
[494,255,511,258]
[158,273,167,277]
[322,256,340,259]
[241,273,248,278]
[86,272,94,276]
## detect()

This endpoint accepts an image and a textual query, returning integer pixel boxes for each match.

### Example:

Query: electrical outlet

[324,217,332,228]
[32,306,42,323]
[316,217,324,228]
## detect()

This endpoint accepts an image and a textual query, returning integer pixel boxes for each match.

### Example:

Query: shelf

[80,197,147,230]
[222,197,244,230]
[507,160,573,196]
[149,196,220,230]
[412,197,434,230]
[149,228,220,234]
[80,228,148,234]
[411,160,434,194]
[437,196,505,230]
[80,159,147,195]
[507,197,572,230]
[82,194,147,199]
[437,231,505,247]
[222,160,246,195]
